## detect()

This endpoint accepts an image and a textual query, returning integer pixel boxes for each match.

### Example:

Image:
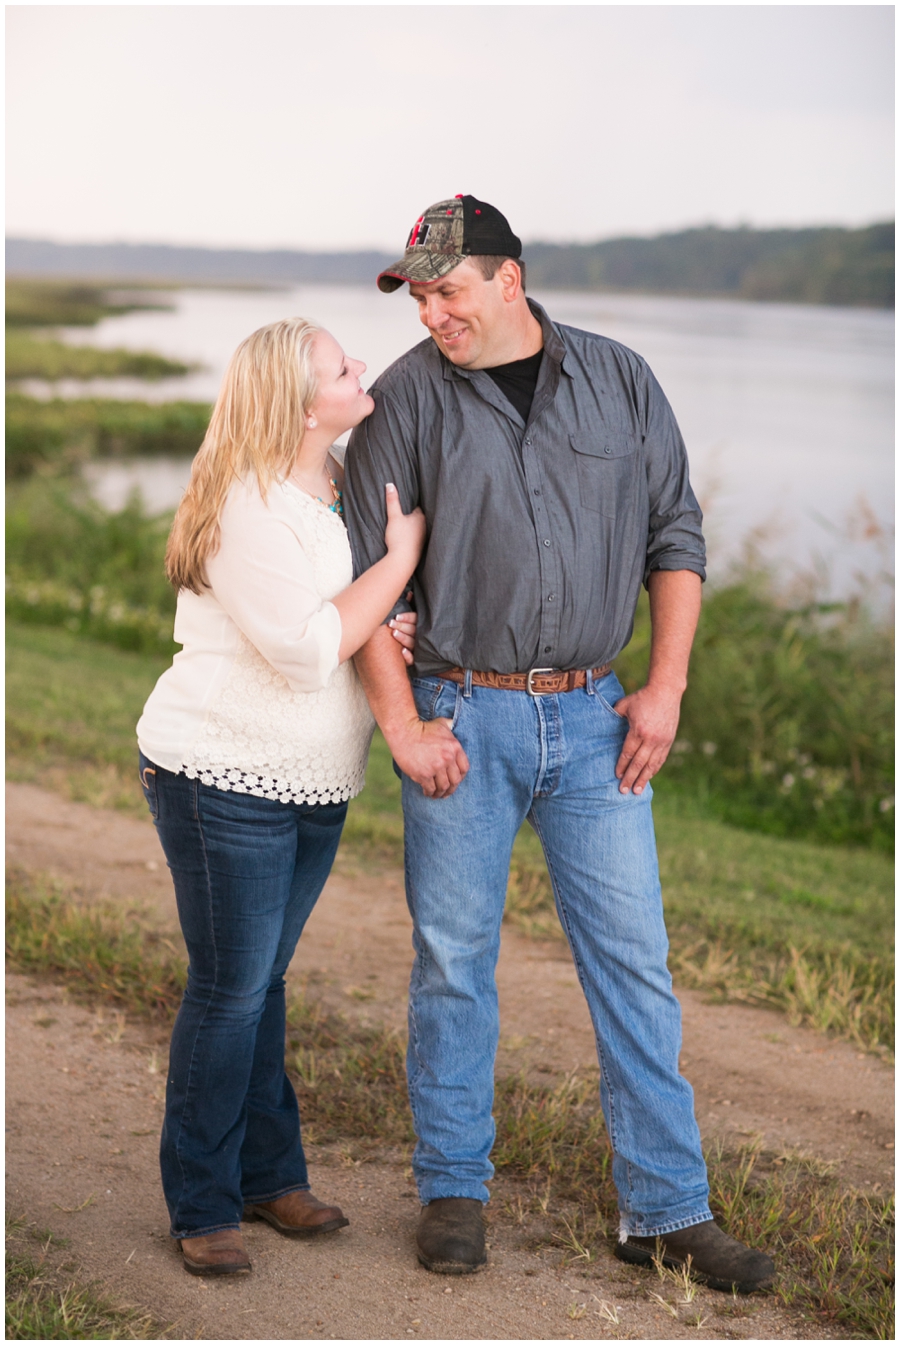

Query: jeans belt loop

[585,667,595,696]
[526,667,557,696]
[463,669,473,699]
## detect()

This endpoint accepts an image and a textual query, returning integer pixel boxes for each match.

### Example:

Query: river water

[30,284,893,598]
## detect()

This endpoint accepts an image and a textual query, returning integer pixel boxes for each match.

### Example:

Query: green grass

[6,620,894,1051]
[6,1214,168,1339]
[6,870,186,1018]
[6,622,170,810]
[507,801,894,1054]
[6,877,893,1339]
[6,332,193,382]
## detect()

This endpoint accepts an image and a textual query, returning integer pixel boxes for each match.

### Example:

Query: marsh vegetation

[5,280,208,475]
[5,280,171,328]
[6,333,192,382]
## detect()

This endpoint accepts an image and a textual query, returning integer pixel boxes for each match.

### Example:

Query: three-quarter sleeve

[639,363,707,584]
[205,482,343,692]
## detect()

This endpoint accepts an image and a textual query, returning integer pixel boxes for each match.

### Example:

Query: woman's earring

[307,416,317,429]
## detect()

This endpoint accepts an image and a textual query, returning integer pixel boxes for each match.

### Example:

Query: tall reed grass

[617,567,893,851]
[7,481,176,653]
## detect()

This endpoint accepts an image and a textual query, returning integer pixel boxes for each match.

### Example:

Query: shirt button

[544,646,552,654]
[533,488,541,496]
[548,594,556,601]
[525,438,532,445]
[542,538,551,547]
[604,446,612,454]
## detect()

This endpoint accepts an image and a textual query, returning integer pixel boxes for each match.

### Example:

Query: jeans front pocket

[411,676,462,732]
[393,677,462,781]
[138,752,160,820]
[594,672,629,728]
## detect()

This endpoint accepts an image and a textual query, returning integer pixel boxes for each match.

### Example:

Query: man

[344,195,774,1293]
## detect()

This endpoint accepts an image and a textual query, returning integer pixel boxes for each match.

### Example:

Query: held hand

[389,608,417,667]
[384,483,426,576]
[389,717,469,799]
[613,683,683,796]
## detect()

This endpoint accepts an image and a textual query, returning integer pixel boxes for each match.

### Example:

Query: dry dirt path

[6,782,894,1340]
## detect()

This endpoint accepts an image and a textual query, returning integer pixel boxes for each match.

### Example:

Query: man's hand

[613,683,683,796]
[613,569,702,795]
[387,717,469,799]
[355,627,468,799]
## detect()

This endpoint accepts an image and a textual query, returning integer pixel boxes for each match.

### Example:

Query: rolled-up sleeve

[344,387,420,618]
[205,486,342,692]
[639,363,707,584]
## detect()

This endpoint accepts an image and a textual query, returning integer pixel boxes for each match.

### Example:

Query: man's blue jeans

[139,754,347,1240]
[402,671,712,1238]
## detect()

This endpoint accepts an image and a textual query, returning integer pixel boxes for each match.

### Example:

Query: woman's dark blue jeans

[139,753,347,1240]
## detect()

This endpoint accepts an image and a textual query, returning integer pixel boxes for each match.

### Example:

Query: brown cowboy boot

[243,1189,349,1237]
[178,1228,251,1276]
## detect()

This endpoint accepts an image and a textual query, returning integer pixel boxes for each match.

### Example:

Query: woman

[136,318,424,1276]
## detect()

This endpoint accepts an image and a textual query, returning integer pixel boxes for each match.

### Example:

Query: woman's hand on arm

[332,485,425,663]
[389,605,417,666]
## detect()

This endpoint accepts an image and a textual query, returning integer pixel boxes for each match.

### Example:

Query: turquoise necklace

[317,476,344,517]
[292,468,344,517]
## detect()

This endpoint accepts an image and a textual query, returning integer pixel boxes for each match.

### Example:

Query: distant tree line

[4,240,395,286]
[6,222,894,307]
[524,223,894,308]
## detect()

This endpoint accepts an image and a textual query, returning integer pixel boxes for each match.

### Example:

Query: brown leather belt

[437,664,611,696]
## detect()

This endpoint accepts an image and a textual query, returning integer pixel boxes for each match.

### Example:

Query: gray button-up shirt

[344,300,705,676]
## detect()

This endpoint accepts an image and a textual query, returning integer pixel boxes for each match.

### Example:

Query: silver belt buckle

[526,667,556,696]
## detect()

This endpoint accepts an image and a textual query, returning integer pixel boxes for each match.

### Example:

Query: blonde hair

[166,317,320,593]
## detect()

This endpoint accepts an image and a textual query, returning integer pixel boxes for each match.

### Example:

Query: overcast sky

[6,4,894,251]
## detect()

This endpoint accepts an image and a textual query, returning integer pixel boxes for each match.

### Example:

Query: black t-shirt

[484,348,544,424]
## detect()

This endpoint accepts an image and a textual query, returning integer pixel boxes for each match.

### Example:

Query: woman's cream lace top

[137,475,375,806]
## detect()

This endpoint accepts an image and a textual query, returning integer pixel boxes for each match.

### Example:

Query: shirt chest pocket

[570,432,639,518]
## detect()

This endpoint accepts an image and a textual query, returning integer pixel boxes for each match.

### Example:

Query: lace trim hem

[181,765,363,807]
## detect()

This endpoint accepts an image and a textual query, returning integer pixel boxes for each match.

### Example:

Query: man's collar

[440,298,571,382]
[527,298,569,372]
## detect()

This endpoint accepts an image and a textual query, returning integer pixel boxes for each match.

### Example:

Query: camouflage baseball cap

[377,195,522,293]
